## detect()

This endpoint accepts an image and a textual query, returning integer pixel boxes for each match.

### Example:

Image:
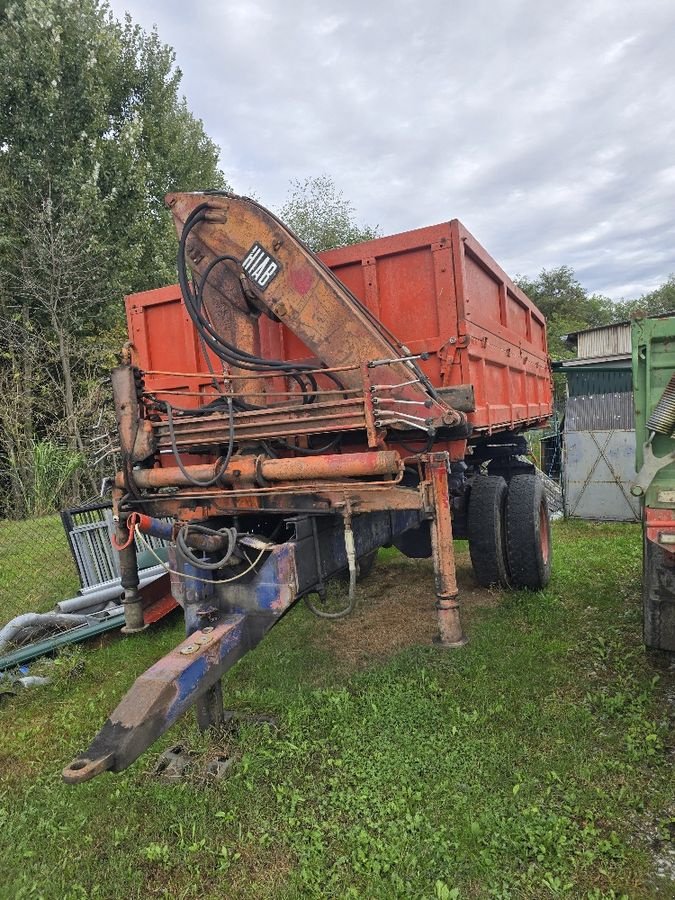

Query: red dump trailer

[128,219,551,437]
[64,195,553,784]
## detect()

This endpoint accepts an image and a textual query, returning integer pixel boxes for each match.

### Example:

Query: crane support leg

[426,453,467,647]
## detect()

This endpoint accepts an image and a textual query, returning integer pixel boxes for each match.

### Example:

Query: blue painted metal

[62,540,298,783]
[62,616,247,783]
[141,517,174,542]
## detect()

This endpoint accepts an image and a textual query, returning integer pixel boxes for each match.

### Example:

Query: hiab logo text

[242,242,280,290]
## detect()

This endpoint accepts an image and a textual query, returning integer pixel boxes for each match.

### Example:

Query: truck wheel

[467,475,510,587]
[505,474,551,590]
[642,533,675,653]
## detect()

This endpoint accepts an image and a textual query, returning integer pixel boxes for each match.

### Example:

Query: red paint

[125,219,552,436]
[645,506,675,550]
[287,265,315,295]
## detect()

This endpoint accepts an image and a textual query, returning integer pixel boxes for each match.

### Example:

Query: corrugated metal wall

[566,368,632,397]
[565,392,634,431]
[577,323,631,359]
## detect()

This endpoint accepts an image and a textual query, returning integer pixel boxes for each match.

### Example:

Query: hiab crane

[63,191,553,784]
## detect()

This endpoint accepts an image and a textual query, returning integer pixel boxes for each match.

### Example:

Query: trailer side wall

[127,219,552,433]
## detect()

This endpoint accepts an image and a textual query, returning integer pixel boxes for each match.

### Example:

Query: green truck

[632,315,675,653]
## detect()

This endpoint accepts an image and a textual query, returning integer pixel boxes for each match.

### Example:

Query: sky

[108,0,675,300]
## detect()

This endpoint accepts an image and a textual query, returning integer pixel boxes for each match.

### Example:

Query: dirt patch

[0,750,37,784]
[318,549,501,669]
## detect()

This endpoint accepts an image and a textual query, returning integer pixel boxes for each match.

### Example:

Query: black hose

[165,396,235,487]
[174,199,351,452]
[176,523,239,570]
[395,432,435,455]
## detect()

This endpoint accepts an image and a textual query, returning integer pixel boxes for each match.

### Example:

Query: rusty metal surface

[63,542,300,784]
[140,573,178,625]
[425,453,466,647]
[125,482,426,521]
[116,450,402,491]
[166,191,460,431]
[62,617,247,783]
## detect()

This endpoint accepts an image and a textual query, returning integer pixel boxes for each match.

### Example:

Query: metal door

[564,429,640,521]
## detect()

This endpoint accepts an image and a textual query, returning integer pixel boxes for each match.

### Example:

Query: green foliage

[0,0,227,295]
[0,0,228,516]
[17,439,84,518]
[516,266,616,361]
[614,274,675,320]
[279,174,379,252]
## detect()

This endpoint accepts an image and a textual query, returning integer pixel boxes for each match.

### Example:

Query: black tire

[467,475,510,587]
[337,549,378,582]
[505,474,552,590]
[357,549,378,579]
[642,532,675,653]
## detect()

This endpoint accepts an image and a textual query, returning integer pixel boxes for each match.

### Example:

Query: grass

[0,520,673,898]
[0,515,80,621]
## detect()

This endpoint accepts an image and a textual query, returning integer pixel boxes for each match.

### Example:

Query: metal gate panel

[564,430,640,521]
[62,504,170,591]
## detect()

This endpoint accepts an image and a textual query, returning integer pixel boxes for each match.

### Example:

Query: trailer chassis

[63,450,464,783]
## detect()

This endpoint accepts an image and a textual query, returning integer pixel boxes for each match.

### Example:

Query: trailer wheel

[357,549,378,579]
[642,533,675,653]
[467,475,510,587]
[505,474,551,590]
[337,549,378,582]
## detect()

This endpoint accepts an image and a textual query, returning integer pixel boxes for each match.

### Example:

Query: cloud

[108,0,675,300]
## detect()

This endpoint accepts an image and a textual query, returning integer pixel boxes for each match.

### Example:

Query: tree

[279,175,379,252]
[0,0,228,516]
[0,0,227,296]
[613,275,675,320]
[516,266,615,360]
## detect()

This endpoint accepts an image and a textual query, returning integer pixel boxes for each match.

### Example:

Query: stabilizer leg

[426,453,467,648]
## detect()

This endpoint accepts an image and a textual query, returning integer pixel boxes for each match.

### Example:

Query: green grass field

[0,515,80,620]
[0,521,672,898]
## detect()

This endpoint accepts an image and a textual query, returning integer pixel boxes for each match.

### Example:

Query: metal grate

[60,503,169,591]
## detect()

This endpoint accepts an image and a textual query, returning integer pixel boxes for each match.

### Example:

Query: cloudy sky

[109,0,675,300]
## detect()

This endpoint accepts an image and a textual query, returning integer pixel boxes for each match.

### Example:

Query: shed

[558,322,639,522]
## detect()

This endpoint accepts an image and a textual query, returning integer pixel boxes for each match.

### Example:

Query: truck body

[128,219,552,438]
[632,316,675,652]
[63,193,554,784]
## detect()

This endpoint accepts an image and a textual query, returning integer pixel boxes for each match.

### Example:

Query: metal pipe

[0,613,91,653]
[55,568,166,613]
[116,450,402,491]
[117,522,145,634]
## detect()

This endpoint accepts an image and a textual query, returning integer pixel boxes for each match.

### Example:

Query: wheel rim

[539,501,550,565]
